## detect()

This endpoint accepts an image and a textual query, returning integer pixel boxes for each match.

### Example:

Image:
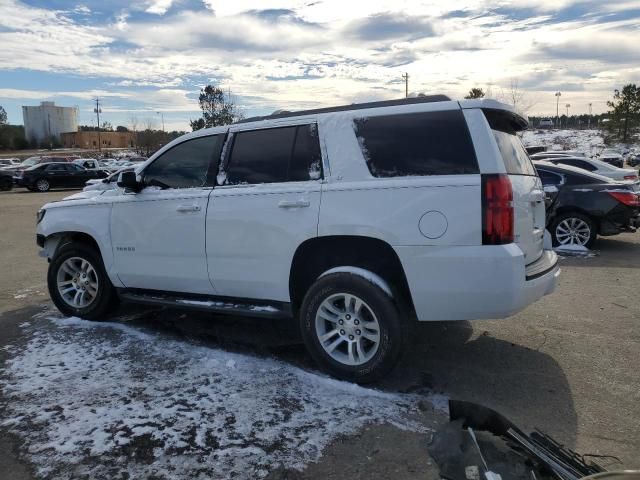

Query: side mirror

[117,171,141,192]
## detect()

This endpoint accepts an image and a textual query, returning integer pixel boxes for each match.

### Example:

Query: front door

[207,123,323,302]
[111,133,225,294]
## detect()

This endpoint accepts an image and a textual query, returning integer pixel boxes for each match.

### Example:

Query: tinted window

[354,110,478,177]
[290,124,322,181]
[555,159,597,172]
[225,124,322,184]
[144,135,223,189]
[45,164,67,172]
[537,169,563,186]
[492,130,537,175]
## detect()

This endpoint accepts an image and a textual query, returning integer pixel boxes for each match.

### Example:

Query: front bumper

[394,244,560,321]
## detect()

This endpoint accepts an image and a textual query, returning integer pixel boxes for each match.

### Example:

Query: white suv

[36,96,559,382]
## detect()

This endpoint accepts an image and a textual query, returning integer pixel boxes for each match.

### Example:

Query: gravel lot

[1,188,639,478]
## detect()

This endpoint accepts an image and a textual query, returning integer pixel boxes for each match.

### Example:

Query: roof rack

[237,95,452,124]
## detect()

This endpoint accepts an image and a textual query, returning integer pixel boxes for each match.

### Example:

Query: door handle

[176,204,201,212]
[278,199,310,208]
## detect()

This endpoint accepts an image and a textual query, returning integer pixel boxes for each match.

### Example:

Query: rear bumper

[394,244,560,321]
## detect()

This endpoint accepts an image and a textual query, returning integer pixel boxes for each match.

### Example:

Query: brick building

[61,131,135,149]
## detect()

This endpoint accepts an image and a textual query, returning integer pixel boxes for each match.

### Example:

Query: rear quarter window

[353,110,479,177]
[492,130,537,175]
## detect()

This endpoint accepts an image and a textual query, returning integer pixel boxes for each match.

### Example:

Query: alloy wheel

[315,293,381,366]
[36,179,50,192]
[56,257,99,308]
[555,217,591,246]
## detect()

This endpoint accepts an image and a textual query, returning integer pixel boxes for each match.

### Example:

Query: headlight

[36,209,46,224]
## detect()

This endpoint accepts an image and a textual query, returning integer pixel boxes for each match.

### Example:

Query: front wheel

[550,212,597,248]
[47,242,116,320]
[299,272,406,383]
[35,178,50,192]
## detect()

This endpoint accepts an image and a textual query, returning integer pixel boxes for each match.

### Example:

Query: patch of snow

[554,244,598,257]
[320,266,393,297]
[0,315,439,479]
[249,305,278,313]
[13,294,28,299]
[18,322,30,328]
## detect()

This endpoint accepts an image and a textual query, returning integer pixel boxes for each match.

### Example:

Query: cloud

[145,0,175,15]
[345,12,435,41]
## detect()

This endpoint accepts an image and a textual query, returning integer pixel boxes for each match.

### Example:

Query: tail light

[623,174,638,181]
[608,191,640,207]
[482,174,514,244]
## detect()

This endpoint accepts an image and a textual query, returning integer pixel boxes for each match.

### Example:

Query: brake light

[608,191,640,207]
[623,174,638,181]
[482,174,514,244]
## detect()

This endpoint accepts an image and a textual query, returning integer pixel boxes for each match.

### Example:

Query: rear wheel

[35,178,50,192]
[551,212,597,248]
[47,242,116,320]
[299,272,406,383]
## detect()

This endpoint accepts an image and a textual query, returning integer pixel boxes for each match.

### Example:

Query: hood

[61,190,106,201]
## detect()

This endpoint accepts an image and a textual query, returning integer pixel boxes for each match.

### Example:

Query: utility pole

[401,72,409,98]
[555,92,561,128]
[588,103,592,128]
[93,98,102,153]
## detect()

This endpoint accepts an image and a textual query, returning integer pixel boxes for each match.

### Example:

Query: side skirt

[116,288,293,319]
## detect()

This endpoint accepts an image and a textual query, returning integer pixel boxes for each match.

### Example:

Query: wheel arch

[289,235,415,317]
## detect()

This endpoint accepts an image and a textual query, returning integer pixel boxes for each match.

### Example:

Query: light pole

[94,98,102,153]
[588,103,592,128]
[156,111,165,132]
[555,92,561,128]
[565,103,570,127]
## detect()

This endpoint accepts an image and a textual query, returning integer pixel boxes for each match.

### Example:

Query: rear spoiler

[459,99,529,132]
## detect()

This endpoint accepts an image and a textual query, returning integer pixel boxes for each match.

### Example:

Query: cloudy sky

[0,0,639,131]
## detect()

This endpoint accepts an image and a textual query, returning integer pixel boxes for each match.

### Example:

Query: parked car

[598,150,624,168]
[627,154,640,168]
[535,161,639,247]
[3,156,69,176]
[0,158,21,168]
[83,166,135,191]
[15,163,108,192]
[530,152,584,161]
[0,170,13,191]
[541,156,638,182]
[538,119,554,128]
[36,96,560,382]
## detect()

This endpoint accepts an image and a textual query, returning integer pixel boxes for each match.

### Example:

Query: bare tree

[499,79,537,116]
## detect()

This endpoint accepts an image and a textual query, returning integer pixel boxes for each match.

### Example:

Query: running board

[117,289,292,319]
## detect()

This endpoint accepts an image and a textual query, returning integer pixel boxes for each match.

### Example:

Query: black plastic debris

[428,400,609,480]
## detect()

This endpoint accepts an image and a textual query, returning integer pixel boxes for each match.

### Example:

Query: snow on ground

[0,313,441,479]
[522,129,606,156]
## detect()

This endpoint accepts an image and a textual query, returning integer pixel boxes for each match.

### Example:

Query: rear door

[491,128,545,265]
[207,123,323,302]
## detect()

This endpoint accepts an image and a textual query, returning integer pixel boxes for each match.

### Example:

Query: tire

[34,178,50,192]
[299,272,406,383]
[0,177,12,191]
[47,242,116,320]
[550,212,597,248]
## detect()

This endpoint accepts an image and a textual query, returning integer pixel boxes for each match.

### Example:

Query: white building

[22,101,78,144]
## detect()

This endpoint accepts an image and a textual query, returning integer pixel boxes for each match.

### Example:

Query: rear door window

[225,124,322,185]
[353,110,479,177]
[537,169,563,186]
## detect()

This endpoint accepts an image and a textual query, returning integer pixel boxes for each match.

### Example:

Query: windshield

[21,157,40,166]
